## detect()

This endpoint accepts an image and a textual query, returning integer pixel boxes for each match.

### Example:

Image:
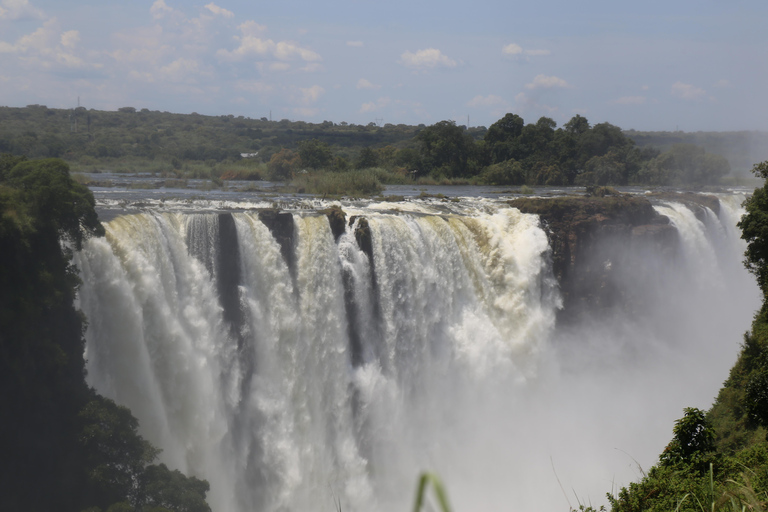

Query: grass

[288,169,384,197]
[408,465,768,512]
[412,473,452,512]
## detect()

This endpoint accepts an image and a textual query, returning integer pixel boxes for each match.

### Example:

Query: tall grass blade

[412,472,452,512]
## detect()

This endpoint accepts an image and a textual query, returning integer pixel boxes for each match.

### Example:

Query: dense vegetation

[0,155,210,512]
[605,161,768,511]
[0,105,745,194]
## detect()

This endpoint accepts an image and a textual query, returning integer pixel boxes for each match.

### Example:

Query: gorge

[74,191,759,512]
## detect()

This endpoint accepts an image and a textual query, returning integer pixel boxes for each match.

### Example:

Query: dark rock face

[351,216,373,263]
[322,205,347,241]
[509,194,683,322]
[258,208,295,275]
[217,213,245,347]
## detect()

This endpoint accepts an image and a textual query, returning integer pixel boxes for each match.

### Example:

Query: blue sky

[1,0,766,131]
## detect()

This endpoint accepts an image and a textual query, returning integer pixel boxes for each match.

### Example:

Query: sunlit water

[75,187,760,511]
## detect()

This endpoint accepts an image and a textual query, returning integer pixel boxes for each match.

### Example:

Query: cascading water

[75,194,759,512]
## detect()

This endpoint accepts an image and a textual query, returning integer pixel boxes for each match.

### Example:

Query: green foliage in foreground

[609,161,768,512]
[0,155,210,512]
[412,473,453,512]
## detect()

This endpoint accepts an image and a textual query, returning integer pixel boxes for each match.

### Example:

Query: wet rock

[321,205,347,242]
[258,208,295,274]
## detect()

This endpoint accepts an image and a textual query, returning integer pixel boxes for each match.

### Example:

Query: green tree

[577,122,631,165]
[577,150,628,186]
[267,148,300,181]
[519,117,557,162]
[480,159,525,185]
[745,369,768,428]
[298,138,333,170]
[416,120,479,177]
[138,464,211,512]
[660,407,715,467]
[485,113,524,145]
[79,396,161,508]
[564,114,590,135]
[355,146,379,169]
[739,161,768,295]
[484,113,526,164]
[394,147,422,172]
[5,157,104,248]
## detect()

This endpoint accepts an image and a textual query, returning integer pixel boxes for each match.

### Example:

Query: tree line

[0,105,739,187]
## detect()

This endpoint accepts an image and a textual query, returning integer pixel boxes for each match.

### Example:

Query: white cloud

[60,30,79,48]
[357,78,380,90]
[467,94,507,107]
[502,43,523,56]
[612,96,646,105]
[525,74,569,89]
[159,57,201,82]
[359,102,377,113]
[110,26,169,64]
[150,0,174,20]
[274,41,320,61]
[671,81,706,100]
[269,62,290,71]
[346,40,363,47]
[0,0,44,20]
[217,23,321,63]
[502,43,550,57]
[297,84,324,104]
[399,48,457,70]
[204,3,234,18]
[110,19,218,85]
[239,20,267,36]
[0,19,96,69]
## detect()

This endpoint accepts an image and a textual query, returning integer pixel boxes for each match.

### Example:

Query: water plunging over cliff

[75,195,759,511]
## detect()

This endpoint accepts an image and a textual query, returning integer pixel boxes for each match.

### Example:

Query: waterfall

[75,196,759,511]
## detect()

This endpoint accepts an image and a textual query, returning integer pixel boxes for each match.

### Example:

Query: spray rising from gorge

[75,194,759,511]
